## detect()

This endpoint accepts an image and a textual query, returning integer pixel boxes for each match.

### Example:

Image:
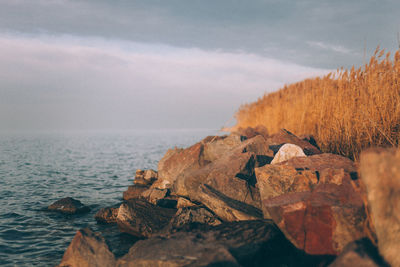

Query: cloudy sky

[0,0,399,132]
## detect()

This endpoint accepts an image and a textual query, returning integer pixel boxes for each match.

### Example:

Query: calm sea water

[0,129,215,267]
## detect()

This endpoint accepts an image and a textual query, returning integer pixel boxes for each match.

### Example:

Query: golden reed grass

[233,48,400,160]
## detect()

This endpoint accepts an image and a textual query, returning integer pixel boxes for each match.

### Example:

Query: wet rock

[360,148,400,267]
[123,185,149,201]
[47,197,90,214]
[270,143,307,164]
[116,199,176,238]
[94,207,119,224]
[329,238,389,267]
[117,220,332,267]
[57,228,116,267]
[266,129,321,155]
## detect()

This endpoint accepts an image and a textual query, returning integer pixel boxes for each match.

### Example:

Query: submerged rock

[58,228,116,267]
[360,148,400,267]
[47,197,90,214]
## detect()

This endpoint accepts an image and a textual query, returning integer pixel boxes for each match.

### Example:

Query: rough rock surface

[116,199,176,237]
[117,220,330,267]
[257,153,366,255]
[140,188,168,205]
[162,206,222,234]
[266,129,321,155]
[270,143,307,164]
[329,238,389,267]
[360,148,400,267]
[134,169,158,186]
[94,207,118,224]
[123,185,149,201]
[47,197,91,214]
[233,125,269,139]
[58,228,116,267]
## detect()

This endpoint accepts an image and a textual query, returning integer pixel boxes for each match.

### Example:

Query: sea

[0,129,216,266]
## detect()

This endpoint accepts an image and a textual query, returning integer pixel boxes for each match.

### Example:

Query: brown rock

[116,199,176,237]
[155,142,206,189]
[57,228,116,267]
[196,184,262,221]
[266,129,321,155]
[176,197,197,209]
[202,133,243,162]
[134,169,158,186]
[94,207,118,224]
[117,220,331,267]
[47,197,91,214]
[233,125,269,139]
[140,188,168,205]
[162,206,222,234]
[329,238,389,267]
[359,148,400,267]
[123,185,149,201]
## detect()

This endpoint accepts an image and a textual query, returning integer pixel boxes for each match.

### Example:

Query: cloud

[307,41,352,54]
[0,33,330,131]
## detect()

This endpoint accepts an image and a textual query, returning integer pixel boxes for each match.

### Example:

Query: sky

[0,0,399,132]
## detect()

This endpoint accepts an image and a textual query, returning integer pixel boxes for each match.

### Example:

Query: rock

[256,153,366,255]
[123,185,149,201]
[176,197,197,209]
[134,169,158,186]
[202,133,243,162]
[329,238,389,267]
[278,153,357,173]
[359,148,400,267]
[156,196,178,209]
[116,199,176,238]
[47,197,91,214]
[57,228,116,267]
[140,188,168,205]
[196,184,262,221]
[162,206,222,234]
[154,142,206,189]
[117,220,332,267]
[233,125,269,139]
[266,129,321,155]
[94,207,119,224]
[270,143,307,164]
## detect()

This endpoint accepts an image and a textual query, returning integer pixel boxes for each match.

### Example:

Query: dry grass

[233,48,400,160]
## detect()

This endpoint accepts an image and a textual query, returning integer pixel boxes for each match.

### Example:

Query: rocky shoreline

[54,127,397,266]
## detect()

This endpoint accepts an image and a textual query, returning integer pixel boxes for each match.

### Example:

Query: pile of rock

[57,127,397,266]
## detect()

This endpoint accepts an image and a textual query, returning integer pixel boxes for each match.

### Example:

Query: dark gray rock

[47,197,90,214]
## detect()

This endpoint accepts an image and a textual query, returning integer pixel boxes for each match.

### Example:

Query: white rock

[271,143,306,164]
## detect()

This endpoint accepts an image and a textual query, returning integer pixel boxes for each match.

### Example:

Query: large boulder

[47,197,91,214]
[329,238,389,267]
[117,220,326,267]
[359,148,400,267]
[256,153,366,255]
[266,129,321,156]
[271,143,307,164]
[116,199,176,238]
[57,228,116,267]
[154,142,206,189]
